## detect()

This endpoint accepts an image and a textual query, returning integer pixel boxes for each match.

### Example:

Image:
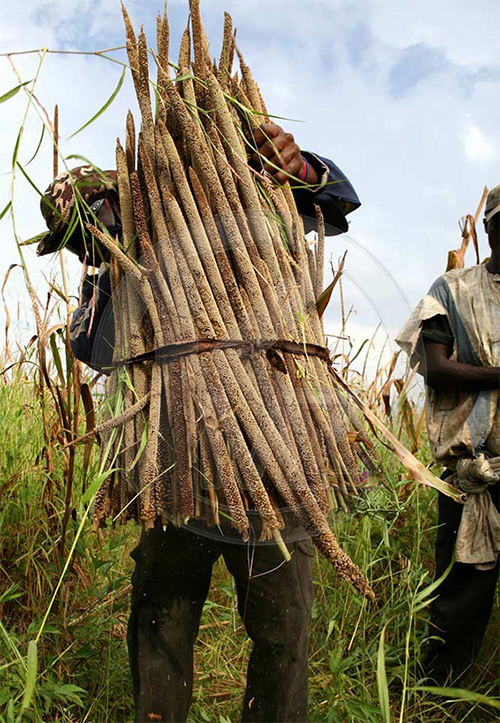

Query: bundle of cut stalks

[90,0,376,600]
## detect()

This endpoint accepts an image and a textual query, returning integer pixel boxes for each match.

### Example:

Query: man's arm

[70,267,114,371]
[251,123,360,235]
[293,152,360,235]
[422,338,500,392]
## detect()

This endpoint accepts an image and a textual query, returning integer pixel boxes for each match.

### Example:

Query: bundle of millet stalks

[90,0,376,600]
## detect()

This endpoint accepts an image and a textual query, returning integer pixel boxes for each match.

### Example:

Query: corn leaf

[412,555,455,609]
[345,339,369,369]
[80,382,96,478]
[316,279,336,318]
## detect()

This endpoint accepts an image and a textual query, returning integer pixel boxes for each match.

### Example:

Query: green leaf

[81,469,114,506]
[26,123,45,166]
[12,128,23,170]
[67,67,126,139]
[0,200,12,222]
[412,686,500,708]
[347,339,369,367]
[27,621,60,635]
[412,555,454,608]
[0,582,23,603]
[175,70,194,82]
[129,422,149,471]
[0,80,32,104]
[411,595,439,614]
[326,618,335,643]
[50,682,85,706]
[376,624,391,723]
[7,699,14,723]
[19,640,37,716]
[16,162,46,199]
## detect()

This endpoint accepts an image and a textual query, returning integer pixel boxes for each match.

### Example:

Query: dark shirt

[70,267,115,371]
[297,152,360,234]
[70,153,361,370]
[420,314,454,350]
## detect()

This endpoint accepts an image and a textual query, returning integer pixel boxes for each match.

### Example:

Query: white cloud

[366,0,500,67]
[462,124,497,163]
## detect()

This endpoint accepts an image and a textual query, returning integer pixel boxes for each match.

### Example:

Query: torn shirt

[396,263,500,466]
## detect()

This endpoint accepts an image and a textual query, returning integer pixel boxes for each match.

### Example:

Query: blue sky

[0,0,498,373]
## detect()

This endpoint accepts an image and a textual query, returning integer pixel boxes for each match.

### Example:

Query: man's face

[484,212,500,256]
[79,195,121,265]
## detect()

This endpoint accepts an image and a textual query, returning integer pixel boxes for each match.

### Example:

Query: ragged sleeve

[395,277,452,372]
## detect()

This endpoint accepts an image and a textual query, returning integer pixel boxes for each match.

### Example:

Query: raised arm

[251,122,360,235]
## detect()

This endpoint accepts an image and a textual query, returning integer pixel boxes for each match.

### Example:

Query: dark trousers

[127,516,314,723]
[424,479,500,685]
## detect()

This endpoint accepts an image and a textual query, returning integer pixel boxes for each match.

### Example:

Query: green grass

[0,375,498,723]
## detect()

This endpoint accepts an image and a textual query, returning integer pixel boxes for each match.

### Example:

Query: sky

[0,0,498,377]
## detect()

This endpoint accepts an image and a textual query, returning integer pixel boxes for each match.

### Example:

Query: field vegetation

[0,308,498,722]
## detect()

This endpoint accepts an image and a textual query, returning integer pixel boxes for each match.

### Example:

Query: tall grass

[0,320,498,722]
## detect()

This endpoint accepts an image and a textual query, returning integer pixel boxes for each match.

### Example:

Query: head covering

[36,165,118,257]
[485,185,500,224]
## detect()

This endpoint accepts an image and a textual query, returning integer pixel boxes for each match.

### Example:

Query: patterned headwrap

[36,165,117,257]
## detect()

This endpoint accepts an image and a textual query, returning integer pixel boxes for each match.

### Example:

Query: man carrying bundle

[36,125,361,723]
[397,186,500,686]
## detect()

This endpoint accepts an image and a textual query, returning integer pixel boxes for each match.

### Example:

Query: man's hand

[250,123,319,186]
[457,454,500,493]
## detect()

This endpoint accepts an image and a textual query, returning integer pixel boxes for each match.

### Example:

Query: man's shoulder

[429,264,484,297]
[444,264,485,281]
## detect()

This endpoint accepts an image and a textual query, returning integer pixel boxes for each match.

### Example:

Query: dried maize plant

[89,0,377,601]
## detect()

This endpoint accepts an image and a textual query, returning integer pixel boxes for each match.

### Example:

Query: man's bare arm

[422,339,500,392]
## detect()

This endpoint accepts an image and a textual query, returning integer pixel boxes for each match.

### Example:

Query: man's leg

[223,516,314,723]
[127,523,220,723]
[424,482,499,685]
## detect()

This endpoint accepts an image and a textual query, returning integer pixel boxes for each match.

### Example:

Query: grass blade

[412,554,455,608]
[377,623,392,723]
[67,67,126,139]
[412,686,500,708]
[0,200,12,222]
[0,80,32,104]
[26,123,46,166]
[17,639,37,721]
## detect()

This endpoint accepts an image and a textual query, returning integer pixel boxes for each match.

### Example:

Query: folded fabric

[453,455,500,570]
[456,454,500,493]
[455,491,500,570]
